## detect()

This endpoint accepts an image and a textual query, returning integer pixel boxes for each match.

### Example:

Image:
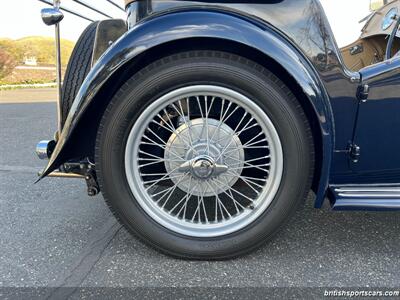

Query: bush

[0,49,17,80]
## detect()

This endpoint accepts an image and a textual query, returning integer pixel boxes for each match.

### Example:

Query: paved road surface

[0,101,399,297]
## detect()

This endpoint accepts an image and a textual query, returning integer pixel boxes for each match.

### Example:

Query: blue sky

[0,0,370,47]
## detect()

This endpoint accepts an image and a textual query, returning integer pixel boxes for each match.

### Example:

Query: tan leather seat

[125,0,136,6]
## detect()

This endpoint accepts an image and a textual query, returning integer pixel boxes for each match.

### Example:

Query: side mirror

[41,7,64,26]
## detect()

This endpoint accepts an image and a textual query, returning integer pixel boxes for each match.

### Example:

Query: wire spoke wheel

[125,85,283,237]
[98,51,314,258]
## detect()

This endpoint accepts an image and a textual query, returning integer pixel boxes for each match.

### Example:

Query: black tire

[96,51,314,259]
[61,22,98,127]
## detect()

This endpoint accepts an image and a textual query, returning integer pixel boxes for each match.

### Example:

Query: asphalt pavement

[0,101,399,298]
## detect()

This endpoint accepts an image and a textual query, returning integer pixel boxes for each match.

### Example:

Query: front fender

[41,9,334,205]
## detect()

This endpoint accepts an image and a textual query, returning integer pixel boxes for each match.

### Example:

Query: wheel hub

[164,118,244,196]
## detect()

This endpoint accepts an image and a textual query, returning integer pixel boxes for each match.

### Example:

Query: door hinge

[349,143,361,163]
[357,84,369,102]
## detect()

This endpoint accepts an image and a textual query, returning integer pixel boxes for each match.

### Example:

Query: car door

[352,56,400,178]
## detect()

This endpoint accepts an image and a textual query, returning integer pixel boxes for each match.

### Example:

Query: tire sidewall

[96,52,313,258]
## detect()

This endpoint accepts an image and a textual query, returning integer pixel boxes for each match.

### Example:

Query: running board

[330,185,400,210]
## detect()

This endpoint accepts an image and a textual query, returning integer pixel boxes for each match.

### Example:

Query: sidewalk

[0,88,57,104]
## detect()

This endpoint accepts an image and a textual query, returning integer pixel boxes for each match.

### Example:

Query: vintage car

[36,0,400,259]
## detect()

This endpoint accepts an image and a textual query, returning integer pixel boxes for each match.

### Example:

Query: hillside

[0,36,75,66]
[0,36,75,85]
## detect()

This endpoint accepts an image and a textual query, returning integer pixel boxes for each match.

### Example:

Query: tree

[0,49,17,80]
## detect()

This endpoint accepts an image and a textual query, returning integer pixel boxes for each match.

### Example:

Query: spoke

[242,133,267,148]
[155,114,199,156]
[145,127,168,145]
[155,176,186,206]
[182,98,201,156]
[229,163,271,173]
[160,174,188,208]
[213,177,256,203]
[156,181,179,204]
[186,97,191,120]
[176,180,199,219]
[238,175,268,183]
[213,122,258,145]
[139,160,171,169]
[209,101,239,144]
[208,179,242,214]
[162,109,191,147]
[145,127,186,150]
[152,119,174,134]
[191,183,209,223]
[172,102,200,156]
[169,176,193,213]
[141,141,186,150]
[143,173,183,185]
[215,112,250,161]
[141,172,169,176]
[162,109,177,131]
[215,105,240,135]
[196,96,207,143]
[206,96,216,119]
[225,155,271,166]
[201,185,209,224]
[156,113,177,135]
[225,182,240,214]
[217,114,259,160]
[234,121,258,136]
[209,179,243,211]
[171,103,192,136]
[205,96,215,156]
[205,180,233,220]
[151,185,177,198]
[142,134,167,147]
[139,157,181,162]
[141,136,185,162]
[227,171,261,194]
[226,172,266,189]
[139,150,163,160]
[191,194,202,222]
[144,165,183,190]
[196,96,204,119]
[223,145,269,156]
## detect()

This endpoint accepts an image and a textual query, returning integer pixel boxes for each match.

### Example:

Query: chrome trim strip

[332,185,400,209]
[338,192,400,198]
[71,0,113,18]
[48,172,85,178]
[335,186,400,198]
[331,183,400,187]
[335,187,400,193]
[54,0,63,134]
[105,0,125,12]
[334,199,400,208]
[43,171,85,179]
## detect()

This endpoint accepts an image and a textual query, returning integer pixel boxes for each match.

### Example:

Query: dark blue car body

[41,0,400,211]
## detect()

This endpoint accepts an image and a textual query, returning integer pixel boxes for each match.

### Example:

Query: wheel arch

[41,10,333,206]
